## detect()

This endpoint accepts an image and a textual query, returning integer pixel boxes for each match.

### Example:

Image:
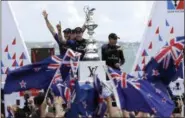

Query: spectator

[14,108,26,118]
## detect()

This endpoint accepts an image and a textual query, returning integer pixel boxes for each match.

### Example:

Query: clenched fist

[42,10,48,19]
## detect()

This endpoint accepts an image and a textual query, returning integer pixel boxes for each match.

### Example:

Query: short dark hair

[63,28,71,33]
[108,33,120,40]
[33,92,45,107]
[14,108,26,118]
[74,27,83,32]
[71,29,76,34]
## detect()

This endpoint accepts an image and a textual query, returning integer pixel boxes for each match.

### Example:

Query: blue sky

[9,1,154,42]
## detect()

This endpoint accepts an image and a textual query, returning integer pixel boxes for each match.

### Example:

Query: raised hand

[54,96,64,105]
[42,10,48,19]
[56,21,62,32]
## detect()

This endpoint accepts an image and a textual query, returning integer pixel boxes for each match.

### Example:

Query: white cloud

[99,14,112,23]
[66,3,84,28]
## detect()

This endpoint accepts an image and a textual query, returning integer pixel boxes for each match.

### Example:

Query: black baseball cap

[63,28,71,33]
[108,33,120,40]
[71,29,76,34]
[74,27,83,32]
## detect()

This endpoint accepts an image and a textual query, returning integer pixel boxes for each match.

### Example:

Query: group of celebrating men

[42,10,125,70]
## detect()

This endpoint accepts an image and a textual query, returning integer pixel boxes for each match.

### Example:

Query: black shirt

[75,38,87,60]
[67,38,87,60]
[101,44,125,69]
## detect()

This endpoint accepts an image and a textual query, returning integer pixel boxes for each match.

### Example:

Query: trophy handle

[84,6,89,21]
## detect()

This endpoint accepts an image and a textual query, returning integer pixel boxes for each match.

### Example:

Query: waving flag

[4,49,77,94]
[51,49,81,98]
[107,67,175,117]
[93,75,109,118]
[144,37,184,86]
[64,65,107,118]
[131,1,184,81]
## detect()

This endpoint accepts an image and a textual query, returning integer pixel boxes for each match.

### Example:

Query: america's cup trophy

[83,6,100,61]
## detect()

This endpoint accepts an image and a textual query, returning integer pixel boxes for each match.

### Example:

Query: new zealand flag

[4,49,77,94]
[144,36,184,86]
[108,67,175,117]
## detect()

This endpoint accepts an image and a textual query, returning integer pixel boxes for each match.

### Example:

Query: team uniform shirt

[54,33,68,55]
[66,38,87,60]
[101,44,125,70]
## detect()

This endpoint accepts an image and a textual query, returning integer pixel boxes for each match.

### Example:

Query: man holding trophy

[41,5,129,117]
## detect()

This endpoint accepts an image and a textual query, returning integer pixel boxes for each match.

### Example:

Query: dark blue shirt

[54,33,67,55]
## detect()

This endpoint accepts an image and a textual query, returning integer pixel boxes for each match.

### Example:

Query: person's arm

[81,21,86,33]
[40,99,47,117]
[119,50,125,66]
[56,21,66,44]
[42,10,56,37]
[101,47,106,61]
[54,97,65,117]
[105,97,123,117]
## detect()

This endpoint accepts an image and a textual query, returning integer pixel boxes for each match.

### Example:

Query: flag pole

[102,65,123,117]
[102,66,121,108]
[44,51,69,101]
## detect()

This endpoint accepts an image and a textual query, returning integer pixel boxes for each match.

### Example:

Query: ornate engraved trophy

[83,6,100,61]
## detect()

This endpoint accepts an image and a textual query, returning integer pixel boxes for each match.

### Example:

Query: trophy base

[83,53,100,61]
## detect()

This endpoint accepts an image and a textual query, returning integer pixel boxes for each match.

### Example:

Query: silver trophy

[83,6,100,61]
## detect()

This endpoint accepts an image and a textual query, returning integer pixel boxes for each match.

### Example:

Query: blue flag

[144,37,184,86]
[63,76,107,118]
[108,67,175,117]
[4,54,71,94]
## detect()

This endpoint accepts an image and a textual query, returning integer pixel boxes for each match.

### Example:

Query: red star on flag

[152,107,157,113]
[162,98,167,103]
[152,69,160,76]
[20,80,26,88]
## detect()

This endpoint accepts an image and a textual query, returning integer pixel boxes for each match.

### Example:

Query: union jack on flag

[154,36,184,69]
[52,69,63,84]
[48,49,81,70]
[107,67,131,88]
[48,55,63,69]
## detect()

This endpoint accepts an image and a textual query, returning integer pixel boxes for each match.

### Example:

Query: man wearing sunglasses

[101,33,125,70]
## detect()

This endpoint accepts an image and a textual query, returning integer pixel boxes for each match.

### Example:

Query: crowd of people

[1,10,184,118]
[1,90,184,118]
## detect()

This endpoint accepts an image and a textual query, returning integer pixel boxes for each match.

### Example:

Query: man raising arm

[42,10,68,55]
